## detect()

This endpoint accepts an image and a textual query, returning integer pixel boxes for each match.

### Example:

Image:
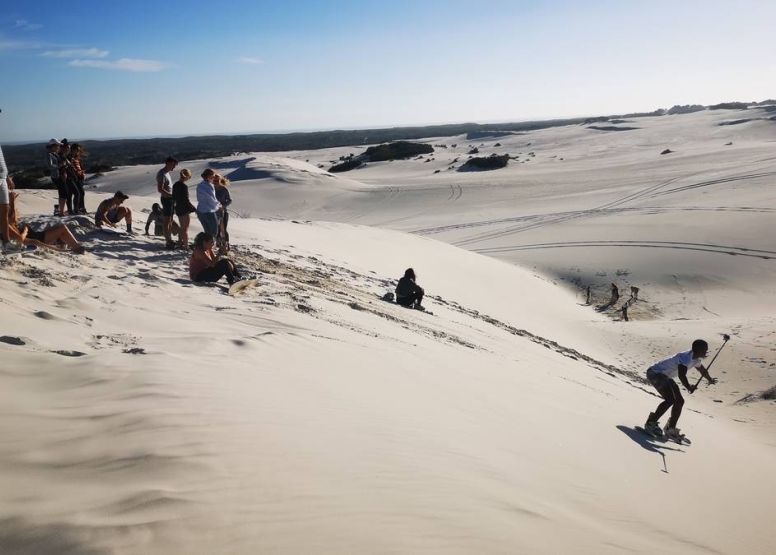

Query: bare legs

[178,213,191,248]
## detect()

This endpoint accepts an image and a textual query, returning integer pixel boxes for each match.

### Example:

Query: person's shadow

[617,425,684,474]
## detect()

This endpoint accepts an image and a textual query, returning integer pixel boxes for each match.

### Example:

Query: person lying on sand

[189,232,242,285]
[644,339,717,440]
[395,267,425,310]
[7,191,85,254]
[95,191,134,234]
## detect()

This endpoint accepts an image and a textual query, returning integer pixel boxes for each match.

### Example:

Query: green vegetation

[459,154,510,172]
[363,141,434,161]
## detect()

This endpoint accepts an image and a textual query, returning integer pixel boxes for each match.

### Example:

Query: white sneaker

[2,241,24,253]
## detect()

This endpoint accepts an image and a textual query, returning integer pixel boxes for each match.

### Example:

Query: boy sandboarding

[642,339,717,443]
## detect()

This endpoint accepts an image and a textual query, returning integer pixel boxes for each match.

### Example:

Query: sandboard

[99,226,127,235]
[228,278,260,296]
[635,425,690,445]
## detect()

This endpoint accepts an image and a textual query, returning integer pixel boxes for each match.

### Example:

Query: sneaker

[664,426,683,441]
[2,241,24,253]
[414,304,426,311]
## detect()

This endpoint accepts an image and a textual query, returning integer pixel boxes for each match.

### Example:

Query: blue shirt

[196,180,219,213]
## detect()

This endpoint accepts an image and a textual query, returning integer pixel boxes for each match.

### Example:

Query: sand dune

[2,108,774,554]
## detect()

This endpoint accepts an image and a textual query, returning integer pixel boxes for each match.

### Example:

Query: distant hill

[5,99,774,187]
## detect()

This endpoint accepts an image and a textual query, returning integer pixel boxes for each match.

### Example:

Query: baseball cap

[47,138,62,146]
[114,191,129,200]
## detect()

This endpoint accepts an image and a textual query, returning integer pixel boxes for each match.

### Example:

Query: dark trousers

[397,289,424,307]
[74,178,86,212]
[65,178,81,215]
[194,258,240,285]
[647,369,685,428]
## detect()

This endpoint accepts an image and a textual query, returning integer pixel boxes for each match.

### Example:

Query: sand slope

[1,108,774,554]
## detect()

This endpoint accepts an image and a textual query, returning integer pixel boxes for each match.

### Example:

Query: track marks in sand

[229,245,644,387]
[473,240,776,259]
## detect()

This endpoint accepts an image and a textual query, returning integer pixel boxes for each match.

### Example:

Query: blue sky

[1,0,775,143]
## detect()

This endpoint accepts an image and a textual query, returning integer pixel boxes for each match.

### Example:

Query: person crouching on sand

[395,267,425,310]
[95,191,134,233]
[189,232,242,285]
[644,339,717,440]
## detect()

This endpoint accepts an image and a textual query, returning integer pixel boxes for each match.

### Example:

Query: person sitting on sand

[644,339,717,441]
[189,231,242,285]
[7,191,85,254]
[144,203,180,241]
[95,191,134,234]
[395,268,425,310]
[144,203,164,236]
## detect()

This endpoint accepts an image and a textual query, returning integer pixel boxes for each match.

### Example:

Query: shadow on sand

[617,425,685,474]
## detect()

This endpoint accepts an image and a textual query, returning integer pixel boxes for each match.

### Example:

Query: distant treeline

[6,99,776,188]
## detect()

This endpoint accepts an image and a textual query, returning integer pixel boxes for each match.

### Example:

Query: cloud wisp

[41,47,109,59]
[68,58,170,72]
[238,56,265,65]
[0,38,43,51]
[13,20,43,31]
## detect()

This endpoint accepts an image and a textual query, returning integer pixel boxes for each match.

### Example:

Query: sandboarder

[644,339,717,441]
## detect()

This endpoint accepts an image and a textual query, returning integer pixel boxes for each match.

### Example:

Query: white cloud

[0,38,42,51]
[41,47,109,59]
[13,20,43,31]
[238,56,265,65]
[68,58,169,72]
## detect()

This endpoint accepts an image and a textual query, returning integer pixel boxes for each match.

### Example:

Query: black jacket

[396,276,423,299]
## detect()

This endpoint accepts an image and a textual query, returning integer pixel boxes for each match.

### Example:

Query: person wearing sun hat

[46,139,69,216]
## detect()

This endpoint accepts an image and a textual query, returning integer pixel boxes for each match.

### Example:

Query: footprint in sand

[34,311,58,320]
[0,336,26,346]
[52,350,86,357]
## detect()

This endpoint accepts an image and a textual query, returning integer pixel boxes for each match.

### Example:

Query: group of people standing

[153,158,232,251]
[46,138,88,217]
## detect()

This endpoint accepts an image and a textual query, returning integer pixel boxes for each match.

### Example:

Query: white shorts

[0,181,9,205]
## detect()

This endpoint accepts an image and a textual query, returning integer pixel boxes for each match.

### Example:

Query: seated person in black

[189,232,241,285]
[395,267,424,310]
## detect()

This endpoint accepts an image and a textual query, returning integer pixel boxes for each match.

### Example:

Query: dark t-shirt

[172,181,196,215]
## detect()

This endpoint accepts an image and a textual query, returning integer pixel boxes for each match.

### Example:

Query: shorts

[161,197,175,217]
[26,229,47,242]
[0,181,8,205]
[95,208,120,225]
[646,368,672,393]
[54,177,68,199]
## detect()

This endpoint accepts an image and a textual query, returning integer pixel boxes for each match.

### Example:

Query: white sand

[1,108,774,554]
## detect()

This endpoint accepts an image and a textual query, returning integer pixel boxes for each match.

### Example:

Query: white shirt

[196,180,220,213]
[0,144,8,181]
[651,350,702,379]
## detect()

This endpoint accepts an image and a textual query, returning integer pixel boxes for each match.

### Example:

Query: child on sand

[644,339,717,440]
